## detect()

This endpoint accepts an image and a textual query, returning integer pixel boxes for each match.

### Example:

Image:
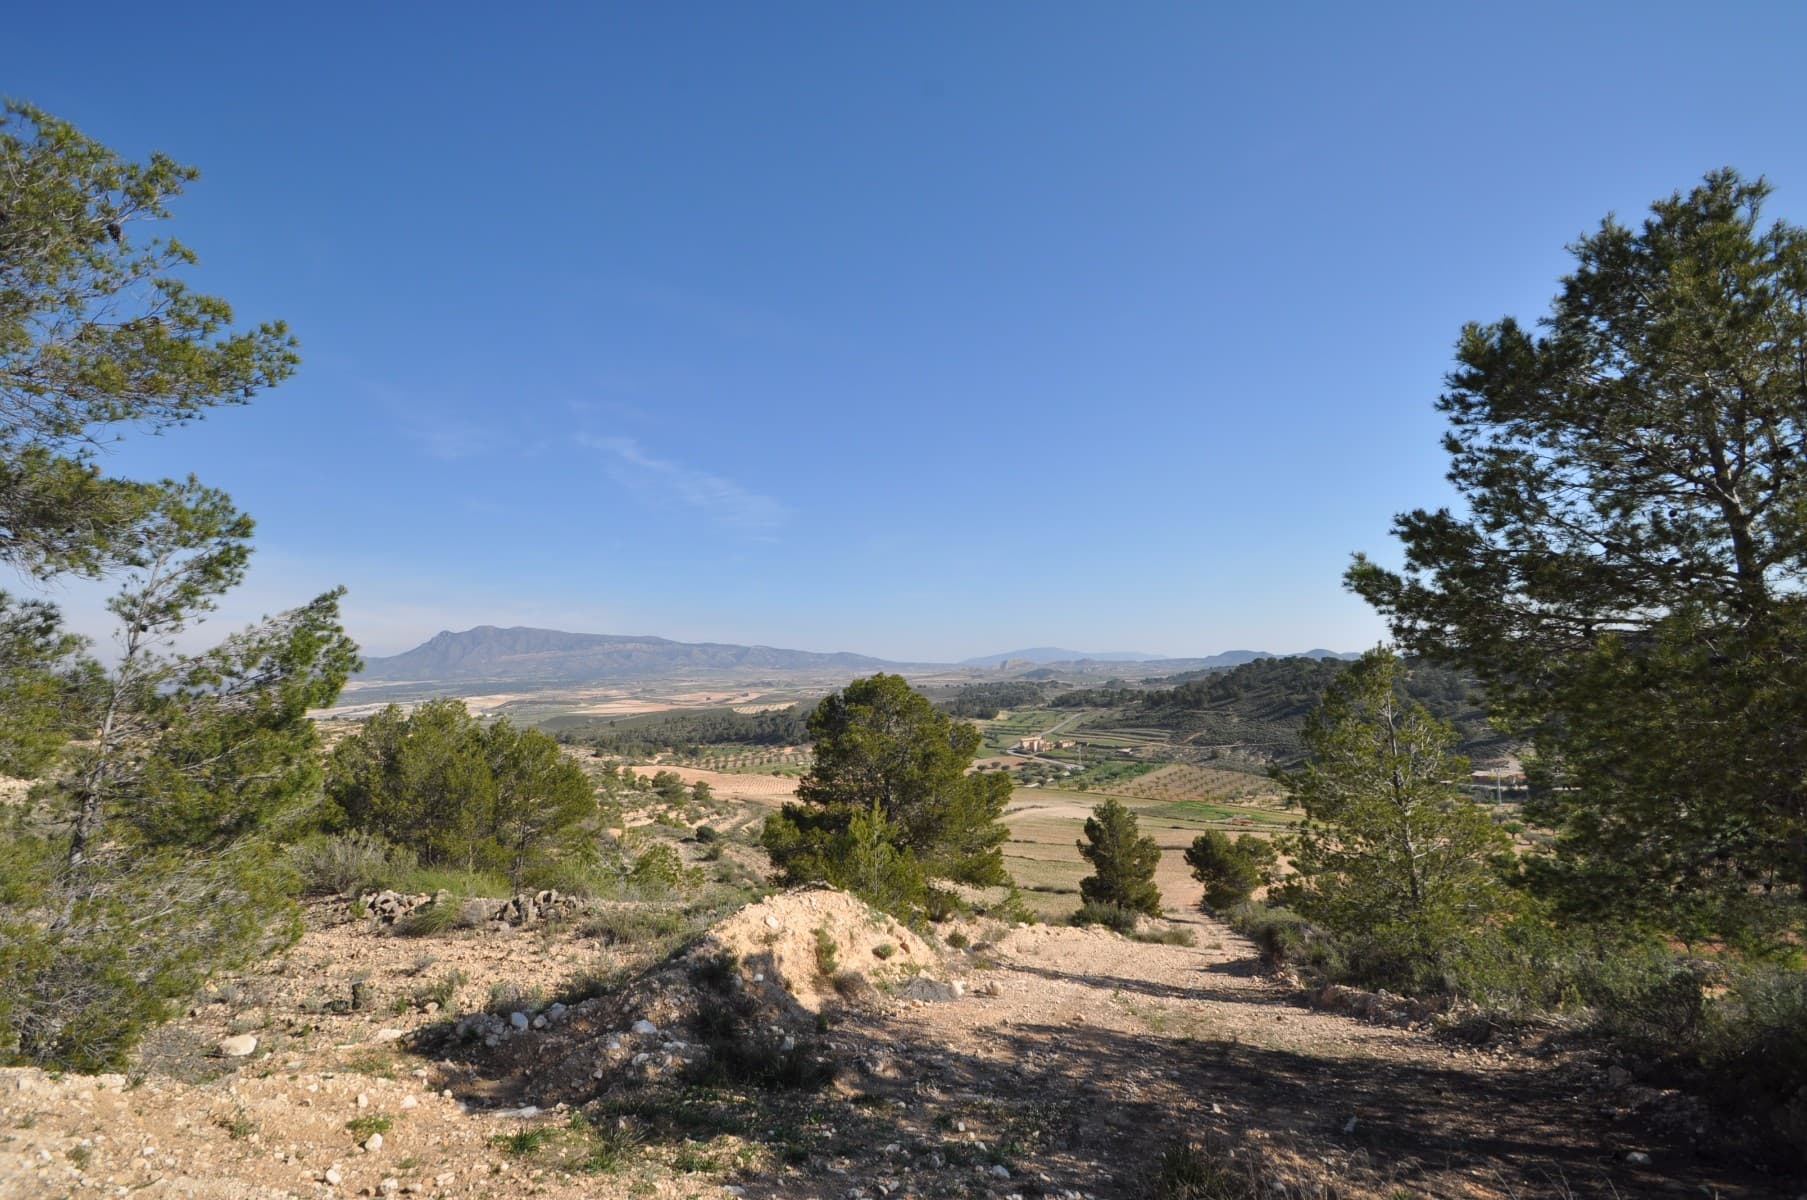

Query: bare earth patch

[2,895,1793,1200]
[628,765,798,805]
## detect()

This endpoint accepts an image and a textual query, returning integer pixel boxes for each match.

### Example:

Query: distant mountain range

[964,647,1358,669]
[1193,648,1361,667]
[357,626,900,684]
[959,648,1163,666]
[355,625,1359,687]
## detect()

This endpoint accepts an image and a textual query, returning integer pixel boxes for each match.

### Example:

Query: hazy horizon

[357,623,1361,666]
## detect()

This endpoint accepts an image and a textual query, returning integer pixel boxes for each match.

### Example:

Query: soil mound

[452,887,948,1108]
[702,885,935,1010]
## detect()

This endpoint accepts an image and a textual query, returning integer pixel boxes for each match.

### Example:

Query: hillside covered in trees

[930,680,1063,719]
[1053,655,1502,763]
[555,702,818,757]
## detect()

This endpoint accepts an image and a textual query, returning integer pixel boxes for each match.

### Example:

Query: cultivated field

[1098,761,1287,806]
[321,680,829,730]
[623,764,798,807]
[677,746,814,776]
[1003,786,1296,921]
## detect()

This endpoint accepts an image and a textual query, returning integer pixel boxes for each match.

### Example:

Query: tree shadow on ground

[1008,958,1295,1006]
[417,940,1793,1200]
[449,994,1797,1200]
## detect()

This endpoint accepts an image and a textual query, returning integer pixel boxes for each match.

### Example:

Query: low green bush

[570,1111,640,1173]
[491,1126,554,1156]
[1072,901,1140,935]
[1132,925,1197,947]
[553,962,632,1006]
[1150,1138,1265,1200]
[393,902,461,938]
[630,844,687,888]
[345,1115,393,1141]
[384,866,513,898]
[1577,951,1713,1048]
[1225,902,1343,977]
[1699,967,1807,1157]
[813,924,839,978]
[410,969,467,1010]
[688,951,740,990]
[485,981,546,1016]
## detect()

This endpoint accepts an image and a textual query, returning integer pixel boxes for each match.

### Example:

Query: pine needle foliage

[1076,797,1163,919]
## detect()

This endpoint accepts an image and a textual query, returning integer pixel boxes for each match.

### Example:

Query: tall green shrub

[1076,798,1163,918]
[326,705,597,887]
[1184,832,1277,912]
[1276,649,1511,986]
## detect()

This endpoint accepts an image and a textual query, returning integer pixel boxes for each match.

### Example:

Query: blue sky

[11,3,1807,662]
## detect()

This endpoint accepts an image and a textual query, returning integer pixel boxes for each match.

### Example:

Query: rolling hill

[972,647,1360,674]
[1049,654,1505,765]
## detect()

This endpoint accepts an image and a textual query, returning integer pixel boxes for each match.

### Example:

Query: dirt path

[2,901,1791,1200]
[807,910,1784,1200]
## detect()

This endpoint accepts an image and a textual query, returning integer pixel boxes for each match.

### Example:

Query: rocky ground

[2,888,1799,1200]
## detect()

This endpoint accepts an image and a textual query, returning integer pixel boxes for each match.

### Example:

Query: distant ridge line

[357,626,1358,685]
[357,625,903,684]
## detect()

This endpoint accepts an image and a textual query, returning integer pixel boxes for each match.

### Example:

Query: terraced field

[1061,724,1171,749]
[1100,761,1287,805]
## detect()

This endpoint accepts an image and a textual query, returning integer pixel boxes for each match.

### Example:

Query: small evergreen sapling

[1076,797,1163,920]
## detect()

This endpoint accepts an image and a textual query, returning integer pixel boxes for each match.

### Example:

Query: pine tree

[0,103,296,581]
[1076,798,1163,919]
[1184,831,1277,912]
[485,719,598,889]
[0,104,354,1071]
[1276,649,1509,980]
[763,674,1009,915]
[1348,170,1807,942]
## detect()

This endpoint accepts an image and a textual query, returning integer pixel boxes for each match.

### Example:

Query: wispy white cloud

[357,378,502,463]
[565,396,653,423]
[407,421,496,462]
[576,435,789,535]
